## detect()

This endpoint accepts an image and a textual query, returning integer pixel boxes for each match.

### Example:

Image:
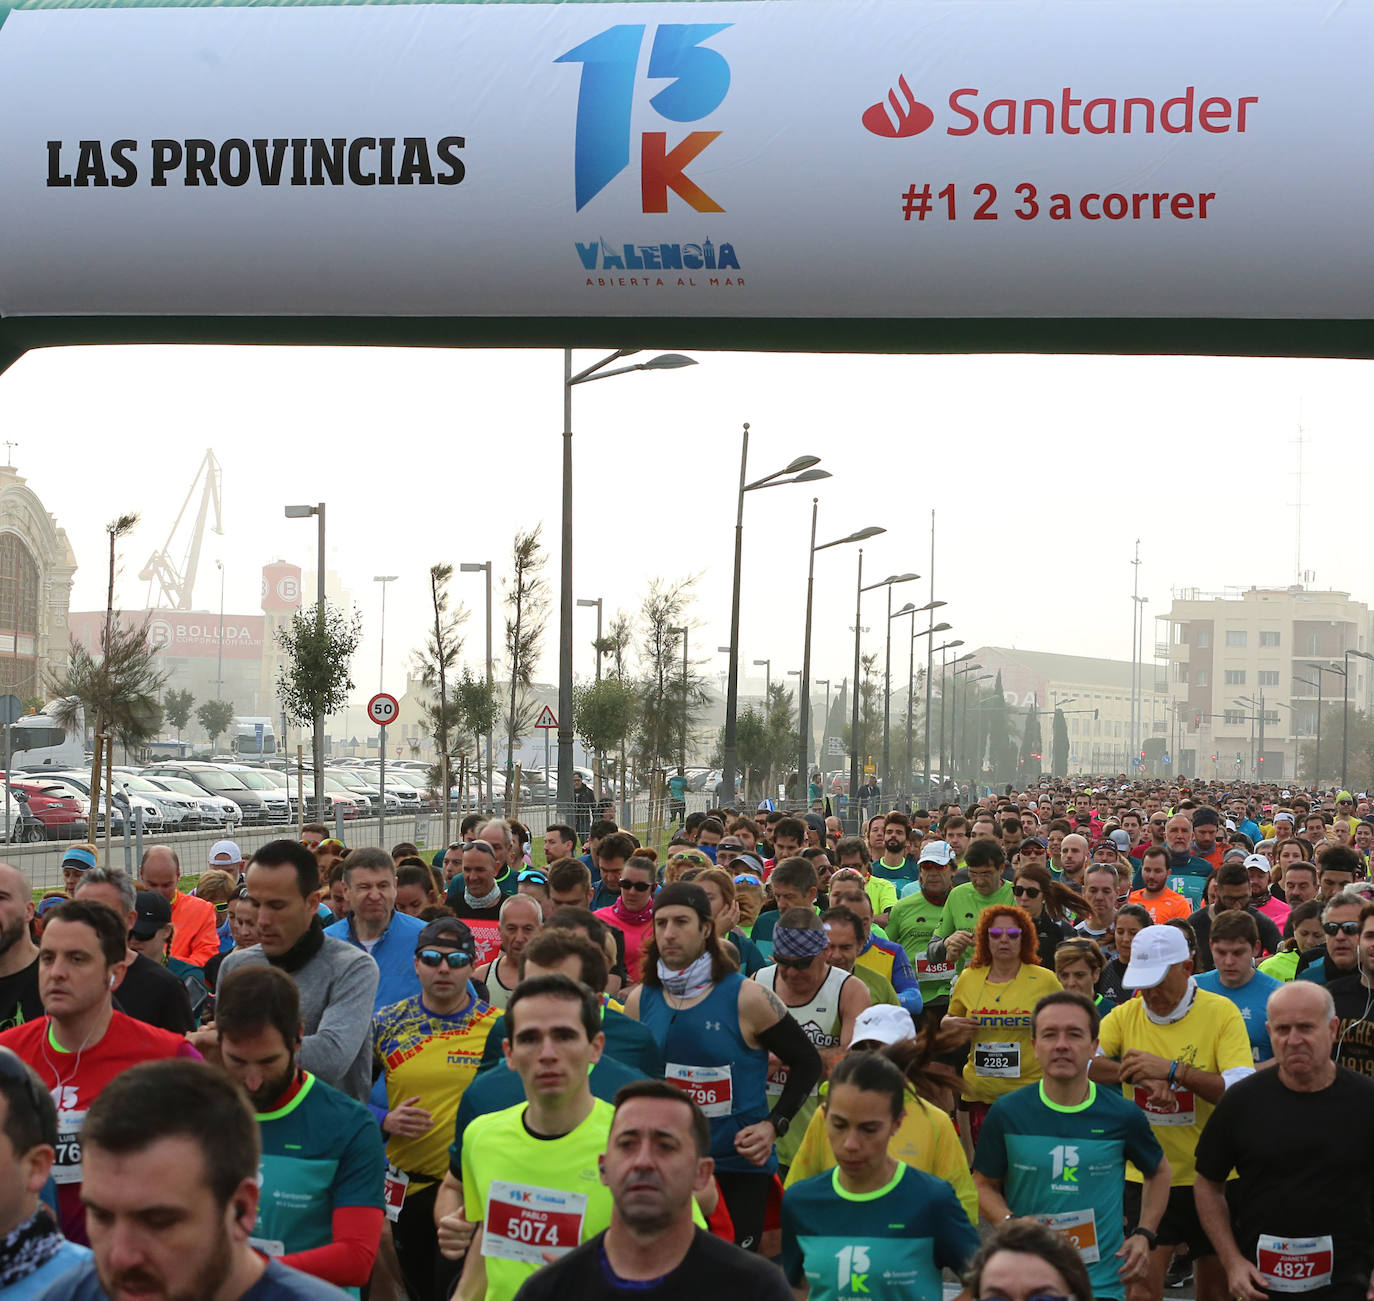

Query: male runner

[1194,911,1281,1062]
[1128,846,1192,924]
[887,841,958,1019]
[928,838,1014,977]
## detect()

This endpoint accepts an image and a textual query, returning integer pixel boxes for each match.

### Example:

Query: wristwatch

[767,1114,790,1138]
[1129,1227,1158,1249]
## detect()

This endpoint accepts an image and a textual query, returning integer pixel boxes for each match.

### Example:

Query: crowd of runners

[1,779,1372,1301]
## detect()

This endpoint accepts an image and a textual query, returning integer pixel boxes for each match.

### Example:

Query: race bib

[1257,1236,1334,1293]
[467,920,501,966]
[915,954,954,981]
[383,1164,409,1223]
[481,1180,587,1264]
[666,1063,733,1117]
[1037,1209,1100,1264]
[766,1060,788,1098]
[53,1110,86,1184]
[974,1041,1021,1078]
[1133,1086,1196,1126]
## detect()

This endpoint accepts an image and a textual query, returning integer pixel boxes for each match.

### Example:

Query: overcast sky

[4,344,1367,710]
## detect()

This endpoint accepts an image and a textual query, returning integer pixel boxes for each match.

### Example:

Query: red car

[11,780,88,839]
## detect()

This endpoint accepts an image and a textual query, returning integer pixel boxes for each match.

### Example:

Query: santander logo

[861,78,1258,138]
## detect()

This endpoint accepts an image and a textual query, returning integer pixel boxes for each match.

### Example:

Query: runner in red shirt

[0,898,198,1243]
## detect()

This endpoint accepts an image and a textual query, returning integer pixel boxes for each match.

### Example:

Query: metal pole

[722,423,749,804]
[882,586,892,798]
[848,549,864,831]
[483,563,493,813]
[557,349,575,827]
[1258,688,1265,778]
[377,576,390,844]
[798,498,819,811]
[1343,651,1352,791]
[1316,675,1323,787]
[681,629,689,771]
[939,645,949,789]
[922,510,935,799]
[905,610,916,806]
[313,503,326,821]
[215,561,224,701]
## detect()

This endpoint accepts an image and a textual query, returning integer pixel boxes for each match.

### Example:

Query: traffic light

[1258,755,1265,764]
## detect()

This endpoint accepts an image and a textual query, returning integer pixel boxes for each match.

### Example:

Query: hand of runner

[436,1213,477,1260]
[1116,1231,1152,1282]
[940,1015,978,1041]
[1119,1049,1173,1083]
[1224,1255,1269,1301]
[185,1027,221,1064]
[945,930,975,960]
[733,1119,777,1166]
[1136,1078,1176,1110]
[385,1095,433,1138]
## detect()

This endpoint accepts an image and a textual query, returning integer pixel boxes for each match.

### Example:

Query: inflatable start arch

[0,0,1370,368]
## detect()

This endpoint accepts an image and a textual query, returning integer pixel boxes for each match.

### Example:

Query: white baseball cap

[917,840,955,866]
[1123,924,1191,990]
[1243,853,1271,874]
[851,1004,916,1048]
[208,839,244,867]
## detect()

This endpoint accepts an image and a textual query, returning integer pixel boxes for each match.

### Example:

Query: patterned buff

[772,924,829,959]
[658,951,715,999]
[0,1209,63,1291]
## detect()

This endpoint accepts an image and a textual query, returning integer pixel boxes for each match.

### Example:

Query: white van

[7,701,85,769]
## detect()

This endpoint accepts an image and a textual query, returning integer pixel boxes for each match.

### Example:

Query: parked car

[47,771,165,834]
[9,780,88,839]
[144,776,242,829]
[222,764,293,823]
[143,762,267,824]
[113,771,201,829]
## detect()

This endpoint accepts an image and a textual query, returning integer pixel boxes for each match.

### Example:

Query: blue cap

[61,846,96,872]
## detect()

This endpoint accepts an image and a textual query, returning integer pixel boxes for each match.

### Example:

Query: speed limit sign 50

[367,693,399,727]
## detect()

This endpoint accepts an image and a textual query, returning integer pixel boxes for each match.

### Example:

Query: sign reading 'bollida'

[0,0,1370,362]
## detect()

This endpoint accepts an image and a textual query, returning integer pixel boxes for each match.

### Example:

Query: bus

[231,716,277,757]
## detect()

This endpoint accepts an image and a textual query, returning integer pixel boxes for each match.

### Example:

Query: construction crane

[139,449,223,610]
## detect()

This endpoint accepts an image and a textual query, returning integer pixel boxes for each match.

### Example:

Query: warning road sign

[534,705,558,729]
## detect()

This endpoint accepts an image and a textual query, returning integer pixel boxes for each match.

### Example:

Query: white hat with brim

[850,1004,916,1048]
[1122,924,1191,990]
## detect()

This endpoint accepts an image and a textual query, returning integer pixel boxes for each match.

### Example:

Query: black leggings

[393,1180,461,1301]
[715,1169,772,1253]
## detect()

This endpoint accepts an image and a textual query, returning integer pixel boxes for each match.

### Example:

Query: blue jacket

[324,909,426,1011]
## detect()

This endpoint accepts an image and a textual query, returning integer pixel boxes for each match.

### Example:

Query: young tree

[455,667,499,810]
[594,611,636,801]
[574,677,640,802]
[763,683,800,794]
[414,564,467,845]
[635,578,708,774]
[196,698,236,750]
[503,527,549,816]
[275,601,362,818]
[164,688,194,742]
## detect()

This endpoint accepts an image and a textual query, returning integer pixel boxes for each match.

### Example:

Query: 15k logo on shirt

[837,1244,871,1293]
[1050,1143,1080,1190]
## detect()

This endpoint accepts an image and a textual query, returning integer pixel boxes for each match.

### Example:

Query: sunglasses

[733,874,762,886]
[774,955,813,970]
[1011,886,1041,899]
[1020,846,1047,856]
[455,841,496,858]
[988,927,1022,938]
[517,870,548,885]
[1324,920,1361,936]
[620,879,652,893]
[417,948,473,969]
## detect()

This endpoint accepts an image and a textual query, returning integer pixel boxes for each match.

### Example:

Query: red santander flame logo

[862,75,934,138]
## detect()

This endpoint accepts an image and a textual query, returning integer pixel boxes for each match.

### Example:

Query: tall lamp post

[952,663,987,790]
[753,659,772,704]
[911,616,951,802]
[939,646,971,779]
[460,561,494,809]
[214,559,225,701]
[850,569,917,824]
[1343,649,1374,790]
[576,596,603,798]
[903,602,947,805]
[720,425,828,805]
[373,574,398,833]
[669,626,689,772]
[1293,672,1320,784]
[559,349,695,824]
[815,679,831,769]
[284,502,325,819]
[876,579,919,795]
[799,508,884,815]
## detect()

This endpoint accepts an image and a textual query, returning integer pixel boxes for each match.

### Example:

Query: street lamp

[868,578,919,797]
[953,665,988,789]
[903,602,946,804]
[753,659,772,703]
[460,561,494,809]
[284,502,325,819]
[799,510,884,815]
[913,616,952,801]
[669,626,689,772]
[721,423,829,805]
[1293,673,1320,784]
[939,646,971,781]
[372,575,398,832]
[576,596,604,800]
[1343,649,1374,789]
[560,349,695,824]
[215,560,225,702]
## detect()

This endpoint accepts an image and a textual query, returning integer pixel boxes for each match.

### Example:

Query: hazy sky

[4,343,1367,711]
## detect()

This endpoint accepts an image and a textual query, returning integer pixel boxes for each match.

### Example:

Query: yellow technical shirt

[948,963,1062,1105]
[1096,985,1252,1186]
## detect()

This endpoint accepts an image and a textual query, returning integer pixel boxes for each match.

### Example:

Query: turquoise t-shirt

[1195,969,1281,1062]
[253,1071,385,1296]
[781,1163,979,1301]
[973,1081,1164,1300]
[869,855,918,886]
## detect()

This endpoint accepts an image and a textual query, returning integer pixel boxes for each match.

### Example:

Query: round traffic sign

[367,692,399,727]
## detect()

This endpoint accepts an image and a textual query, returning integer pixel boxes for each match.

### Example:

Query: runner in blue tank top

[623,882,822,1253]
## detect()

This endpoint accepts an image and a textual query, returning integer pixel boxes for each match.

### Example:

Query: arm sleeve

[885,945,919,995]
[757,1013,823,1124]
[278,1206,383,1287]
[298,954,380,1086]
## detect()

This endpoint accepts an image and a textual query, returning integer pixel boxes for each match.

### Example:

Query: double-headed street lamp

[940,646,971,777]
[952,662,987,788]
[799,509,883,814]
[903,603,946,804]
[850,569,918,823]
[560,349,695,823]
[870,576,919,795]
[284,502,325,819]
[721,424,830,804]
[753,659,772,703]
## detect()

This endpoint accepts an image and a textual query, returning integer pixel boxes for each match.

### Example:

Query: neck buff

[268,914,325,975]
[465,882,503,911]
[1144,975,1199,1026]
[0,1209,63,1290]
[658,951,714,999]
[773,924,829,959]
[612,896,654,926]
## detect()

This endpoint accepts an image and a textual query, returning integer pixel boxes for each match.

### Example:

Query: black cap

[652,881,711,922]
[415,917,476,954]
[131,890,172,940]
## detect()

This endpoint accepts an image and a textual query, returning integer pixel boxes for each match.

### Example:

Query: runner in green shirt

[929,839,1014,977]
[887,842,959,1011]
[971,990,1170,1300]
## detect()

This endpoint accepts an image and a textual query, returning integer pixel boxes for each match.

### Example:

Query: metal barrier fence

[14,792,719,892]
